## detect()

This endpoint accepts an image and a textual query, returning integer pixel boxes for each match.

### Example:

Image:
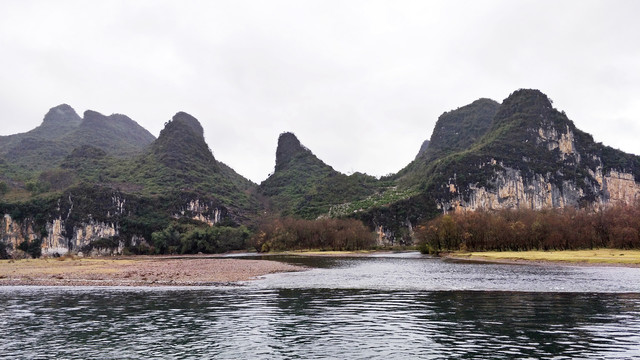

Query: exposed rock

[175,199,224,226]
[604,170,640,204]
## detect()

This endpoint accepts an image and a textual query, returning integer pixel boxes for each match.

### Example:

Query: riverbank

[0,255,305,286]
[446,249,640,267]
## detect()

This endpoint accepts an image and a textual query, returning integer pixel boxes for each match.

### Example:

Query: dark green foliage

[57,112,259,218]
[393,89,640,218]
[423,98,500,161]
[414,140,430,160]
[92,112,260,216]
[354,192,440,246]
[0,181,8,196]
[38,169,76,191]
[151,221,251,254]
[396,98,500,183]
[0,104,81,155]
[18,238,42,258]
[260,132,381,219]
[0,105,154,176]
[151,112,217,171]
[68,111,155,157]
[0,241,8,259]
[84,237,121,252]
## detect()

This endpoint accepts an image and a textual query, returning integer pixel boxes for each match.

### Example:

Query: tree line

[251,217,376,252]
[416,202,640,254]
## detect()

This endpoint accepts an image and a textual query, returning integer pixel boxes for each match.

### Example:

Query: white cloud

[1,0,639,182]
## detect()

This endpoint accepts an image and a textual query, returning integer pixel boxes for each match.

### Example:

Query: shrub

[18,238,42,258]
[415,202,640,252]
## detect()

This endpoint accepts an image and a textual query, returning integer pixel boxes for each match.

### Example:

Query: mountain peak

[172,112,204,137]
[42,104,82,127]
[82,109,105,122]
[422,97,500,161]
[152,112,217,170]
[494,89,553,121]
[275,132,310,171]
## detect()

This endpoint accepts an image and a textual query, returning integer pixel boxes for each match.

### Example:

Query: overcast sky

[1,0,639,183]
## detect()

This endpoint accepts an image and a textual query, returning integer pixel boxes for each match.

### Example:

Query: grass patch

[453,249,640,265]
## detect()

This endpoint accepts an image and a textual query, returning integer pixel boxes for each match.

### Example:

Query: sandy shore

[445,249,640,267]
[0,256,306,287]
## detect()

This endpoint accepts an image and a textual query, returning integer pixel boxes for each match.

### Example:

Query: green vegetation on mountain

[59,112,259,217]
[393,90,639,207]
[65,110,156,157]
[414,140,430,160]
[0,104,82,153]
[259,132,383,219]
[3,88,640,255]
[396,98,500,185]
[422,98,500,162]
[0,105,155,179]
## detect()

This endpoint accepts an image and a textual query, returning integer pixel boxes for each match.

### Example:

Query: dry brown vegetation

[416,202,640,253]
[251,217,376,252]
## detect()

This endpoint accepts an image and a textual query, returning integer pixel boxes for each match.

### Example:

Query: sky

[1,0,639,183]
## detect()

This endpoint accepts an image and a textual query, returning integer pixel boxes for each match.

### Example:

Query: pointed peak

[278,132,302,148]
[172,111,204,137]
[275,132,310,170]
[49,103,75,112]
[153,111,216,168]
[83,109,105,120]
[500,89,553,115]
[42,104,82,126]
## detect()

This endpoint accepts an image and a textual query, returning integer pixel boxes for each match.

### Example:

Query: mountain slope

[347,89,640,245]
[0,104,82,153]
[360,89,640,241]
[69,111,260,217]
[396,98,500,185]
[423,98,500,161]
[0,105,155,173]
[63,110,156,157]
[414,140,430,160]
[430,89,640,211]
[259,132,379,218]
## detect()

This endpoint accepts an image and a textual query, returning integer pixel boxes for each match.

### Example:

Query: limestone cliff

[358,89,640,243]
[173,199,226,226]
[434,90,640,213]
[0,186,232,257]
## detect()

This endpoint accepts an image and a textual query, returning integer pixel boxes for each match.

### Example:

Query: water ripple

[1,255,640,359]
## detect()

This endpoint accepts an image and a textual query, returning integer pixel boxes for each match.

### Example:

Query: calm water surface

[1,253,640,359]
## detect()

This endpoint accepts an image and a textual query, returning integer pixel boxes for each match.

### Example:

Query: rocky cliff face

[439,165,640,213]
[357,89,640,244]
[0,189,231,256]
[433,90,640,213]
[173,199,225,226]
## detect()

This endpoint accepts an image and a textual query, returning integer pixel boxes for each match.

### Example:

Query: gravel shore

[0,256,306,287]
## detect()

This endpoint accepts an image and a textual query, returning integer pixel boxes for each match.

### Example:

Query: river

[1,252,639,359]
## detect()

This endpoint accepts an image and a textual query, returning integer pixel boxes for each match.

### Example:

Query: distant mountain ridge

[355,89,640,243]
[1,89,640,252]
[0,104,155,172]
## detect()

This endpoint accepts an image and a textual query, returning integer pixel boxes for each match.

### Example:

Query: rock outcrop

[0,187,232,256]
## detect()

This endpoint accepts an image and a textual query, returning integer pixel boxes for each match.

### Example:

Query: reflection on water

[1,254,640,359]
